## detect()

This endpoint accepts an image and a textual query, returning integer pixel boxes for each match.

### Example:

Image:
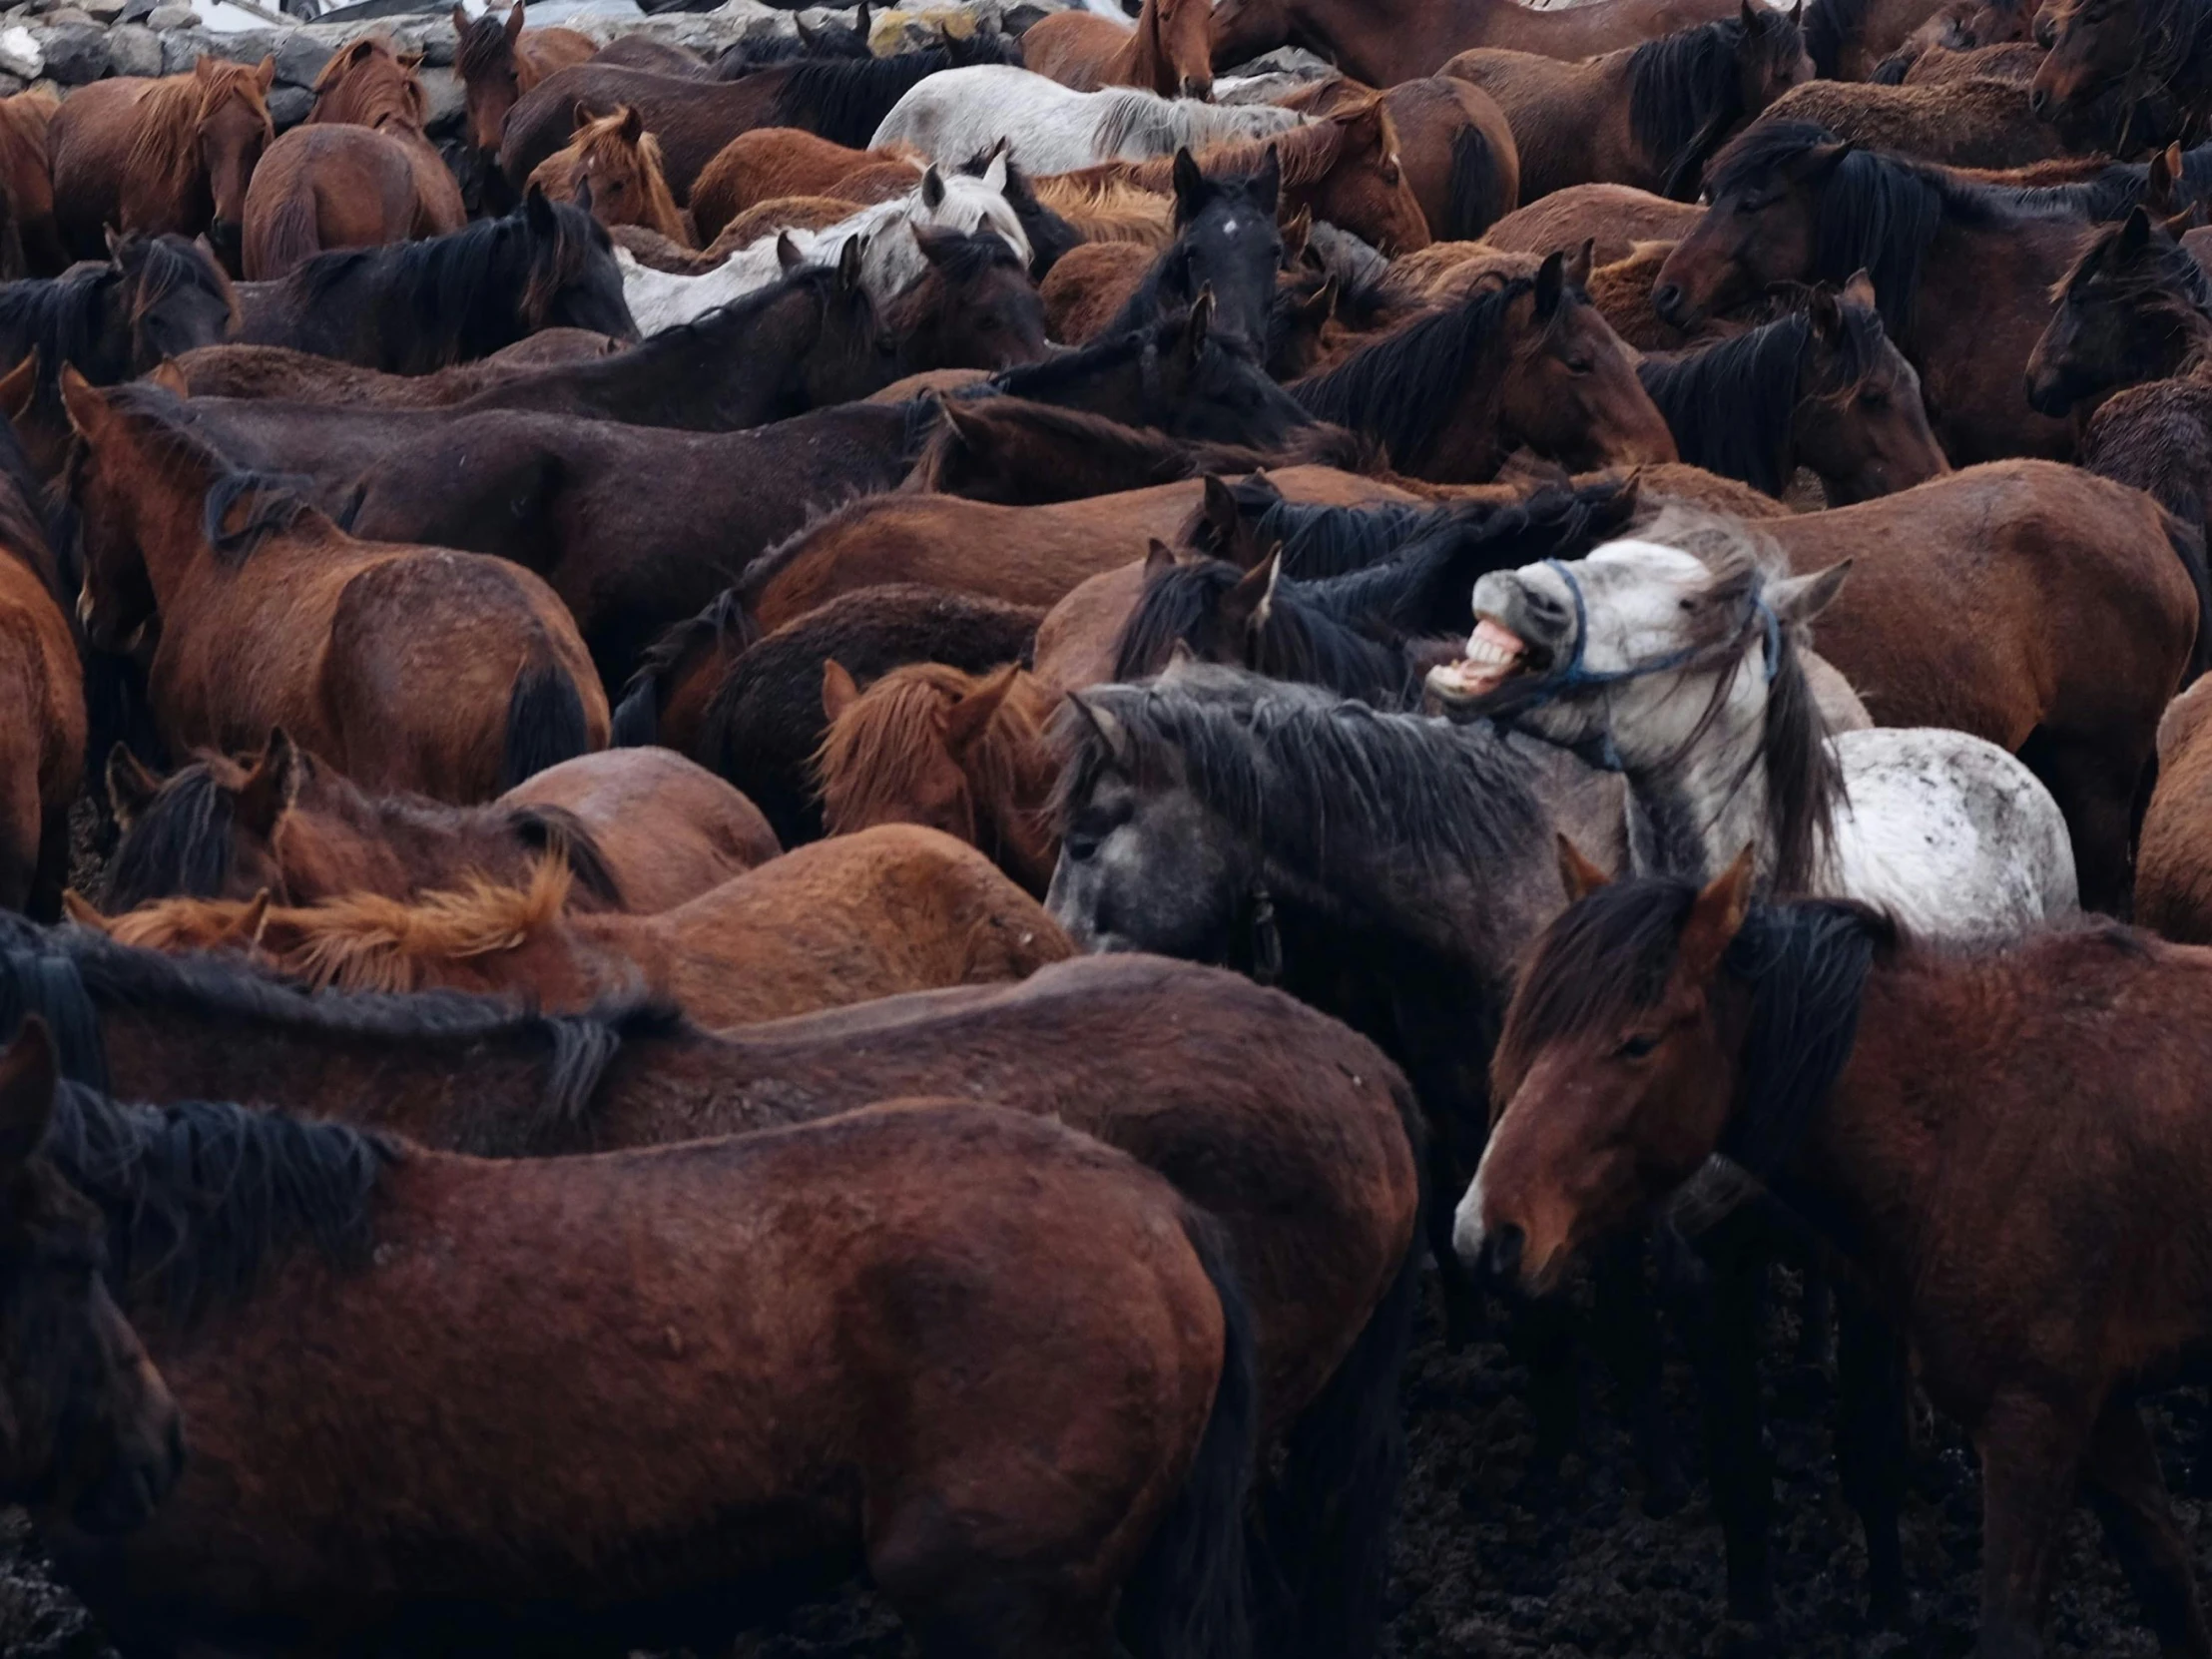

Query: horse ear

[795,15,819,49]
[62,890,111,931]
[982,147,1008,195]
[1786,139,1853,184]
[0,350,39,426]
[104,224,124,262]
[106,743,162,826]
[2118,204,2153,257]
[1143,537,1180,584]
[1768,558,1851,625]
[776,231,805,274]
[1533,249,1565,321]
[1740,0,1757,24]
[1218,548,1281,644]
[1171,146,1206,219]
[255,53,276,91]
[1200,472,1244,550]
[451,5,469,35]
[837,234,865,291]
[398,47,426,72]
[523,180,557,235]
[1807,282,1843,341]
[920,165,946,210]
[147,359,191,398]
[1676,843,1756,984]
[234,728,301,839]
[2148,142,2185,214]
[1065,693,1131,769]
[0,1019,56,1174]
[616,104,644,146]
[504,0,525,41]
[856,1,870,38]
[940,664,1020,756]
[59,364,107,442]
[1252,143,1282,215]
[1556,833,1611,901]
[572,100,600,131]
[229,889,274,948]
[1563,236,1594,291]
[1841,267,1877,310]
[1302,272,1339,322]
[572,175,593,215]
[821,659,861,722]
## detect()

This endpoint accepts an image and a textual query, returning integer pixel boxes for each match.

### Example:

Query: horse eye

[1734,195,1767,216]
[1563,356,1594,375]
[1615,1033,1662,1060]
[1858,388,1890,408]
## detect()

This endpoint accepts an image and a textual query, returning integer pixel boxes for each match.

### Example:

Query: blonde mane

[121,62,273,221]
[531,106,692,246]
[816,662,1057,847]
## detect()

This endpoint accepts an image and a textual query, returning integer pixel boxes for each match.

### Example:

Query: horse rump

[2162,506,2212,684]
[247,181,324,284]
[501,658,593,790]
[1117,1202,1258,1659]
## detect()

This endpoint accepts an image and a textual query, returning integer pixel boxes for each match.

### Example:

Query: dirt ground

[5,1268,2204,1659]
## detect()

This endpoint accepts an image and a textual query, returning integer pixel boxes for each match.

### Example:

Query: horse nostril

[1480,1223,1525,1288]
[1652,282,1683,320]
[2028,85,2048,115]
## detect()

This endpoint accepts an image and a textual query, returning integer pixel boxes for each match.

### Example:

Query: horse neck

[93,430,223,602]
[1616,662,1782,890]
[1117,0,1173,95]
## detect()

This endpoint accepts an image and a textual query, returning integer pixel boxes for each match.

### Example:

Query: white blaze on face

[1451,1154,1492,1268]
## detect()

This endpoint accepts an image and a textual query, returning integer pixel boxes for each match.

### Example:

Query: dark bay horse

[0,1023,184,1538]
[102,734,776,915]
[0,924,1420,1659]
[65,375,609,805]
[1443,3,1813,202]
[30,1079,1256,1656]
[453,0,596,160]
[1291,252,1677,482]
[1654,119,2096,460]
[1810,0,2030,76]
[168,329,622,408]
[48,57,274,271]
[235,188,635,371]
[1024,0,1217,97]
[1462,858,2212,1657]
[2032,0,2212,152]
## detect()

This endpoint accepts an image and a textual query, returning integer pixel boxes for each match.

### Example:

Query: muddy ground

[3,1264,2202,1659]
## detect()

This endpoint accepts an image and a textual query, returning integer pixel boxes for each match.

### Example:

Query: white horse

[868,64,1306,172]
[617,158,1031,335]
[1426,530,2080,939]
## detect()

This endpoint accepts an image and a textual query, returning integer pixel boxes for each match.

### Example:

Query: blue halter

[1512,558,1784,772]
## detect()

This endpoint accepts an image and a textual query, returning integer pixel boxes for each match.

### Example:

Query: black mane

[1627,8,1803,201]
[47,1080,392,1326]
[1801,0,1870,76]
[1638,311,1816,495]
[104,763,236,910]
[766,40,1021,146]
[0,235,228,402]
[612,587,751,746]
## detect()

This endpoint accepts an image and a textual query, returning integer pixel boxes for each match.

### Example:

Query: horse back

[502,66,774,201]
[240,125,419,282]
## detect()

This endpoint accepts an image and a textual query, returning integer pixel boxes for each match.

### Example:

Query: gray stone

[40,7,94,24]
[0,70,23,97]
[36,22,106,82]
[116,0,156,22]
[273,27,330,86]
[415,61,463,134]
[409,23,453,67]
[104,21,163,76]
[75,0,123,19]
[266,82,310,128]
[147,5,200,35]
[203,25,279,63]
[0,24,43,79]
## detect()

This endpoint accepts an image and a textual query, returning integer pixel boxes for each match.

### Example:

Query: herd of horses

[6,0,2212,1649]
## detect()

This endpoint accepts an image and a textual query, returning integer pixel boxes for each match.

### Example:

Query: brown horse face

[0,1024,186,1535]
[904,232,1049,370]
[463,65,522,157]
[1309,103,1430,257]
[2030,0,2141,120]
[1156,0,1218,99]
[1453,854,1754,1297]
[1207,0,1290,72]
[1738,9,1817,116]
[1653,158,1831,328]
[197,71,274,256]
[1499,275,1677,471]
[1796,277,1950,503]
[2026,210,2199,417]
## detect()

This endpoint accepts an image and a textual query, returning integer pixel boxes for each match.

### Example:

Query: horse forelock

[818,661,1042,832]
[455,11,517,80]
[104,760,241,911]
[1627,13,1765,199]
[1801,0,1872,76]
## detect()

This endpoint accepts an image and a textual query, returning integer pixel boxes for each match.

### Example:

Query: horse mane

[1705,120,2049,334]
[1627,8,1800,201]
[1289,276,1534,470]
[1496,877,1889,1159]
[768,45,1019,146]
[1637,311,1817,495]
[121,65,271,224]
[1054,662,1548,875]
[46,1078,392,1325]
[0,396,57,596]
[104,759,239,910]
[1181,476,1455,576]
[0,236,222,401]
[2054,212,2212,323]
[0,911,670,1137]
[2122,0,2212,100]
[613,587,753,744]
[455,10,517,79]
[1801,0,1871,78]
[1079,111,1355,196]
[987,305,1190,397]
[87,381,313,564]
[815,660,1044,831]
[1092,88,1304,159]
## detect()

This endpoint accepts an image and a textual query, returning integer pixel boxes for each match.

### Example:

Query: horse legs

[1688,1215,1775,1622]
[2081,1398,2212,1658]
[1590,1230,1688,1516]
[1835,1283,1912,1628]
[2017,726,2145,915]
[1974,1387,2090,1659]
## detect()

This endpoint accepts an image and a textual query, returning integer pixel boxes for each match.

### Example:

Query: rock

[203,25,279,64]
[37,23,108,84]
[414,61,462,134]
[266,82,309,127]
[409,23,453,67]
[105,21,164,76]
[117,0,155,20]
[75,0,122,18]
[146,4,198,32]
[0,69,25,97]
[273,27,329,85]
[0,23,42,80]
[40,5,93,22]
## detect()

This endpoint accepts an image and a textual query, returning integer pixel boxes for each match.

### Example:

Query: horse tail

[251,182,324,282]
[1118,1203,1257,1659]
[1443,123,1503,242]
[501,659,593,792]
[1258,1077,1423,1659]
[2160,505,2212,684]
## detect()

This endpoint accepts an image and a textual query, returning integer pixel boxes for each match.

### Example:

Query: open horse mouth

[1426,617,1544,702]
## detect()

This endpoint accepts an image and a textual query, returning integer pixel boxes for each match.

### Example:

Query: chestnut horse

[168,329,621,407]
[241,124,459,280]
[819,661,1061,894]
[1807,0,2028,77]
[1755,73,2070,167]
[27,1068,1257,1656]
[49,57,274,271]
[1654,119,2095,461]
[1024,0,1217,98]
[1443,4,1814,202]
[689,128,924,242]
[0,1023,184,1539]
[102,734,777,915]
[0,430,79,917]
[0,92,61,276]
[1284,73,1520,242]
[65,375,608,805]
[81,823,1071,1027]
[526,103,693,245]
[452,1,595,160]
[2138,675,2212,938]
[1461,857,2212,1658]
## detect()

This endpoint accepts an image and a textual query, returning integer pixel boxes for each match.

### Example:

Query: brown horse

[303,35,466,237]
[819,661,1062,894]
[48,57,274,272]
[1487,183,1705,264]
[1755,74,2071,166]
[2026,206,2210,422]
[689,129,923,244]
[453,1,596,160]
[0,1022,184,1540]
[2031,0,2212,154]
[1444,4,1814,202]
[64,375,608,805]
[1654,119,2094,461]
[1209,0,1747,87]
[0,441,79,917]
[30,1074,1256,1656]
[0,929,1418,1659]
[1024,0,1217,98]
[2138,675,2212,937]
[82,823,1071,1026]
[168,329,621,406]
[1462,857,2212,1658]
[102,733,776,915]
[526,103,693,245]
[1290,251,1678,482]
[1815,0,2032,76]
[1324,74,1520,242]
[239,125,456,280]
[0,93,60,276]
